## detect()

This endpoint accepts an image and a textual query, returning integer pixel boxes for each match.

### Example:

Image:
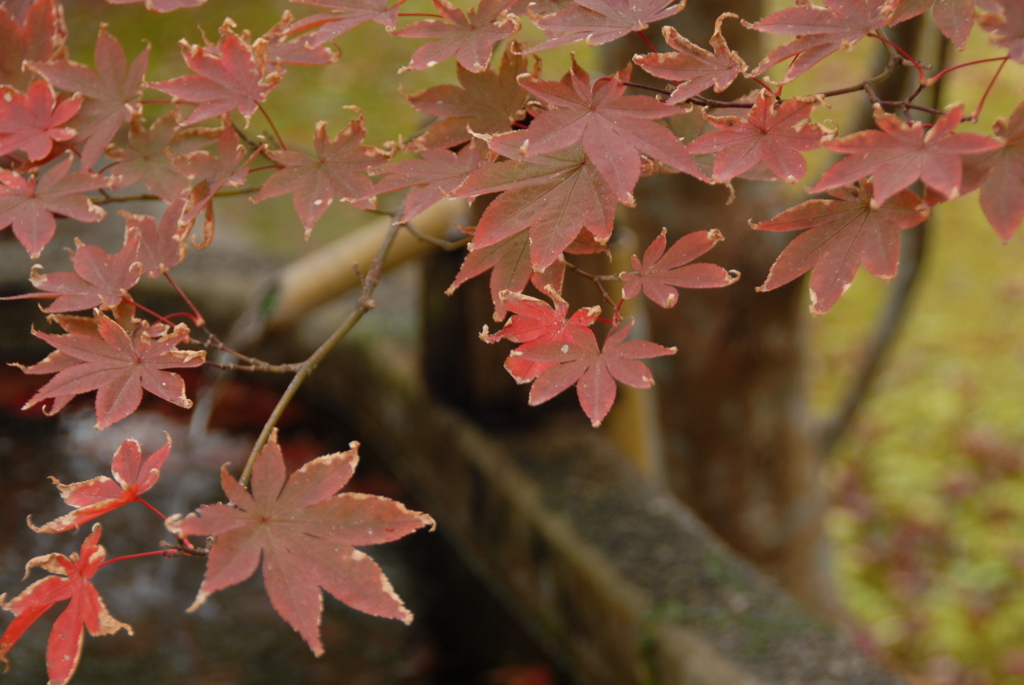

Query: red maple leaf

[961,100,1024,241]
[745,0,895,81]
[0,524,132,685]
[287,0,400,45]
[166,430,435,656]
[105,0,206,12]
[633,15,747,105]
[482,288,600,381]
[106,111,221,201]
[372,140,490,223]
[891,0,976,50]
[754,182,930,314]
[27,235,142,313]
[688,89,833,183]
[123,198,191,278]
[150,19,283,127]
[19,308,205,428]
[28,25,149,169]
[405,43,533,150]
[0,0,65,91]
[512,320,675,427]
[251,116,389,236]
[0,79,80,162]
[980,1,1024,61]
[28,436,172,534]
[527,0,683,52]
[393,0,520,73]
[811,104,1002,207]
[260,10,340,67]
[0,153,107,258]
[511,63,705,203]
[620,228,739,308]
[455,134,617,269]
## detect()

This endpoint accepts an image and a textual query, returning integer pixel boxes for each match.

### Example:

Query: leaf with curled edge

[0,525,131,685]
[960,99,1024,241]
[251,117,389,237]
[980,1,1024,62]
[28,436,171,534]
[891,0,976,50]
[455,133,617,270]
[26,234,142,313]
[287,0,400,46]
[393,0,519,73]
[526,0,683,52]
[688,89,833,184]
[754,182,930,314]
[745,0,894,81]
[481,287,600,382]
[406,43,533,150]
[105,0,206,12]
[810,104,1002,207]
[0,0,66,91]
[372,140,489,223]
[27,25,149,169]
[150,19,283,127]
[620,228,738,308]
[513,320,675,427]
[512,62,705,204]
[0,153,106,258]
[260,10,340,67]
[633,16,747,105]
[166,430,435,656]
[0,79,80,162]
[123,198,192,278]
[106,112,222,201]
[18,307,205,428]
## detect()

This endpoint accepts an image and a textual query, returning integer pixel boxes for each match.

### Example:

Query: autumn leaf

[980,1,1024,62]
[526,0,683,52]
[406,43,532,150]
[0,153,107,258]
[455,135,617,269]
[961,100,1024,241]
[28,436,172,534]
[687,89,833,183]
[0,79,81,162]
[512,62,705,203]
[251,116,389,236]
[288,0,400,45]
[633,15,747,105]
[0,524,132,685]
[123,198,192,278]
[105,0,206,12]
[393,0,520,73]
[28,25,150,168]
[891,0,976,50]
[26,234,142,313]
[745,0,895,81]
[512,320,675,427]
[754,182,930,314]
[105,111,221,201]
[260,10,340,67]
[0,0,66,91]
[811,104,1002,207]
[166,430,435,656]
[19,307,205,428]
[620,228,738,308]
[150,19,283,127]
[372,140,489,223]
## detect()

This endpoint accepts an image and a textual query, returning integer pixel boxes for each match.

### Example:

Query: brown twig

[93,187,260,205]
[563,259,620,310]
[402,222,470,251]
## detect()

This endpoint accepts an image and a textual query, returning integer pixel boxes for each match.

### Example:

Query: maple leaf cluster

[1,0,1023,680]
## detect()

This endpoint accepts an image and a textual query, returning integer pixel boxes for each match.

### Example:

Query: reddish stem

[928,56,1010,85]
[249,164,285,173]
[135,496,168,520]
[165,273,206,327]
[397,12,442,17]
[869,32,926,85]
[257,103,287,152]
[131,300,199,327]
[751,76,774,94]
[971,56,1009,120]
[635,30,656,53]
[99,550,170,569]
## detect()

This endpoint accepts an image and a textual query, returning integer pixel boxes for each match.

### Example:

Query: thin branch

[563,259,620,310]
[205,360,304,373]
[100,550,175,568]
[237,219,405,488]
[403,222,470,251]
[93,187,260,205]
[257,102,287,152]
[165,273,206,327]
[971,55,1009,120]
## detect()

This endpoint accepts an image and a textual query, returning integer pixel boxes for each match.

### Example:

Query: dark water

[0,378,563,685]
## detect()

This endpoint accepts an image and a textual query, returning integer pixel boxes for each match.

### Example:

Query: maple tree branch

[205,360,304,373]
[564,259,620,310]
[93,187,260,205]
[257,103,287,152]
[869,31,927,86]
[238,219,404,488]
[99,550,176,568]
[402,223,470,251]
